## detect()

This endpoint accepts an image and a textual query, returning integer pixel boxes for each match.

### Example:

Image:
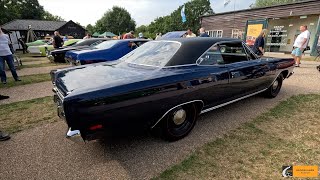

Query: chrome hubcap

[173,109,187,125]
[272,80,279,90]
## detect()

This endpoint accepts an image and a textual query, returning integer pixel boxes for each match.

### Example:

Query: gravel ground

[0,81,53,105]
[6,65,70,77]
[0,61,319,180]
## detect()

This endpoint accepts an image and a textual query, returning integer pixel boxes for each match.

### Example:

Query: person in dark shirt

[252,29,267,56]
[199,27,209,37]
[53,31,63,49]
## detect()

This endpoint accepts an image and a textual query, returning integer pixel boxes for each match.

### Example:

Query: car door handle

[231,71,240,78]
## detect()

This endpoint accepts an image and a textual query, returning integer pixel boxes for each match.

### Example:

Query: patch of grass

[154,94,320,180]
[0,96,58,133]
[21,58,49,62]
[0,73,51,88]
[21,62,67,68]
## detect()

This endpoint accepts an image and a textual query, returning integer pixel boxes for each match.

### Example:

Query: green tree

[0,0,63,25]
[95,6,136,34]
[143,0,214,37]
[253,0,306,8]
[42,11,64,21]
[86,24,95,34]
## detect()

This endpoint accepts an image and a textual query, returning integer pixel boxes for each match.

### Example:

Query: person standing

[53,31,63,49]
[252,29,267,56]
[199,27,209,37]
[123,31,135,39]
[0,94,10,141]
[0,27,20,84]
[83,33,92,39]
[155,33,162,40]
[186,28,196,38]
[18,38,27,54]
[292,25,311,67]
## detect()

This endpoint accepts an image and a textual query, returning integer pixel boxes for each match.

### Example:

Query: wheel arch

[280,70,289,79]
[150,100,204,129]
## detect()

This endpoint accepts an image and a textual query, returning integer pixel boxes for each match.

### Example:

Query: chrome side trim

[200,88,268,114]
[150,100,204,129]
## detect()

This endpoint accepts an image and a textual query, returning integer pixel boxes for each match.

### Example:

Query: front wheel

[264,74,283,98]
[161,103,198,141]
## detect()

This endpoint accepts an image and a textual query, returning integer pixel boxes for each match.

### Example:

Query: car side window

[198,45,224,65]
[198,42,249,66]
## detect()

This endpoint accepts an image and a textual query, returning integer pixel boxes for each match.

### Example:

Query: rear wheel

[161,103,198,141]
[264,74,283,98]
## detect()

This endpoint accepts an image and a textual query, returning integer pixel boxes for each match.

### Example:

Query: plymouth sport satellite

[64,39,149,66]
[51,38,294,142]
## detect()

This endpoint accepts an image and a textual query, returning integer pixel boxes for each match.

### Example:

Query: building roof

[201,0,319,18]
[1,19,68,31]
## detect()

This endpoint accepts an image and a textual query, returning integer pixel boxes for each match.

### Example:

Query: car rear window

[120,41,180,67]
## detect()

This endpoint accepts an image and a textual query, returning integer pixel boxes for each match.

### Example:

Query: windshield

[72,40,86,46]
[120,41,180,67]
[94,40,118,49]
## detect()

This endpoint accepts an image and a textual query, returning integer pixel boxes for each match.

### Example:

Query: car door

[217,41,266,99]
[242,43,275,92]
[196,44,231,108]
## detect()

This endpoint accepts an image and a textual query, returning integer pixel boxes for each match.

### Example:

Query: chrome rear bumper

[66,128,84,143]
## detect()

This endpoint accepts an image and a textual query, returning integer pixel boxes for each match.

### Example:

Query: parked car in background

[25,39,49,47]
[51,38,295,143]
[160,31,187,39]
[48,38,109,63]
[65,39,149,66]
[28,39,80,57]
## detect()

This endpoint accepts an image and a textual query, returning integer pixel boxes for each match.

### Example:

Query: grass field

[0,73,51,88]
[154,94,320,180]
[0,96,57,133]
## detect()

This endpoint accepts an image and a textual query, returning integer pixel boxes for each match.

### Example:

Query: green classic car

[25,40,49,47]
[28,39,80,56]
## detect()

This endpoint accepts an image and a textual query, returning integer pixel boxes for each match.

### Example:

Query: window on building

[206,30,223,38]
[231,29,244,39]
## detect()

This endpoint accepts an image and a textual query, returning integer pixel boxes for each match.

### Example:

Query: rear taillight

[89,124,103,131]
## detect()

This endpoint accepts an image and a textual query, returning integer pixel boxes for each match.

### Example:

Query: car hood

[55,63,154,95]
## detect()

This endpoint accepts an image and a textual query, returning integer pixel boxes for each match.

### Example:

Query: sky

[38,0,256,27]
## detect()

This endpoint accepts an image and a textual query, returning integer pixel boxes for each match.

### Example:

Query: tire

[264,74,283,98]
[161,103,198,141]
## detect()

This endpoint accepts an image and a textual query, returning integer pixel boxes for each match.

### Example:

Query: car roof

[157,37,243,66]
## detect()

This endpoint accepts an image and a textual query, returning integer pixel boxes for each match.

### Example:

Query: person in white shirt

[186,28,196,38]
[292,25,310,67]
[0,27,20,84]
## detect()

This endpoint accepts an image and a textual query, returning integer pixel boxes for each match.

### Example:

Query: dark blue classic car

[65,39,149,66]
[48,38,109,63]
[51,38,294,142]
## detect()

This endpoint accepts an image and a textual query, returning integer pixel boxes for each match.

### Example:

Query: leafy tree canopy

[0,0,64,25]
[253,0,306,8]
[94,6,136,35]
[137,0,214,38]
